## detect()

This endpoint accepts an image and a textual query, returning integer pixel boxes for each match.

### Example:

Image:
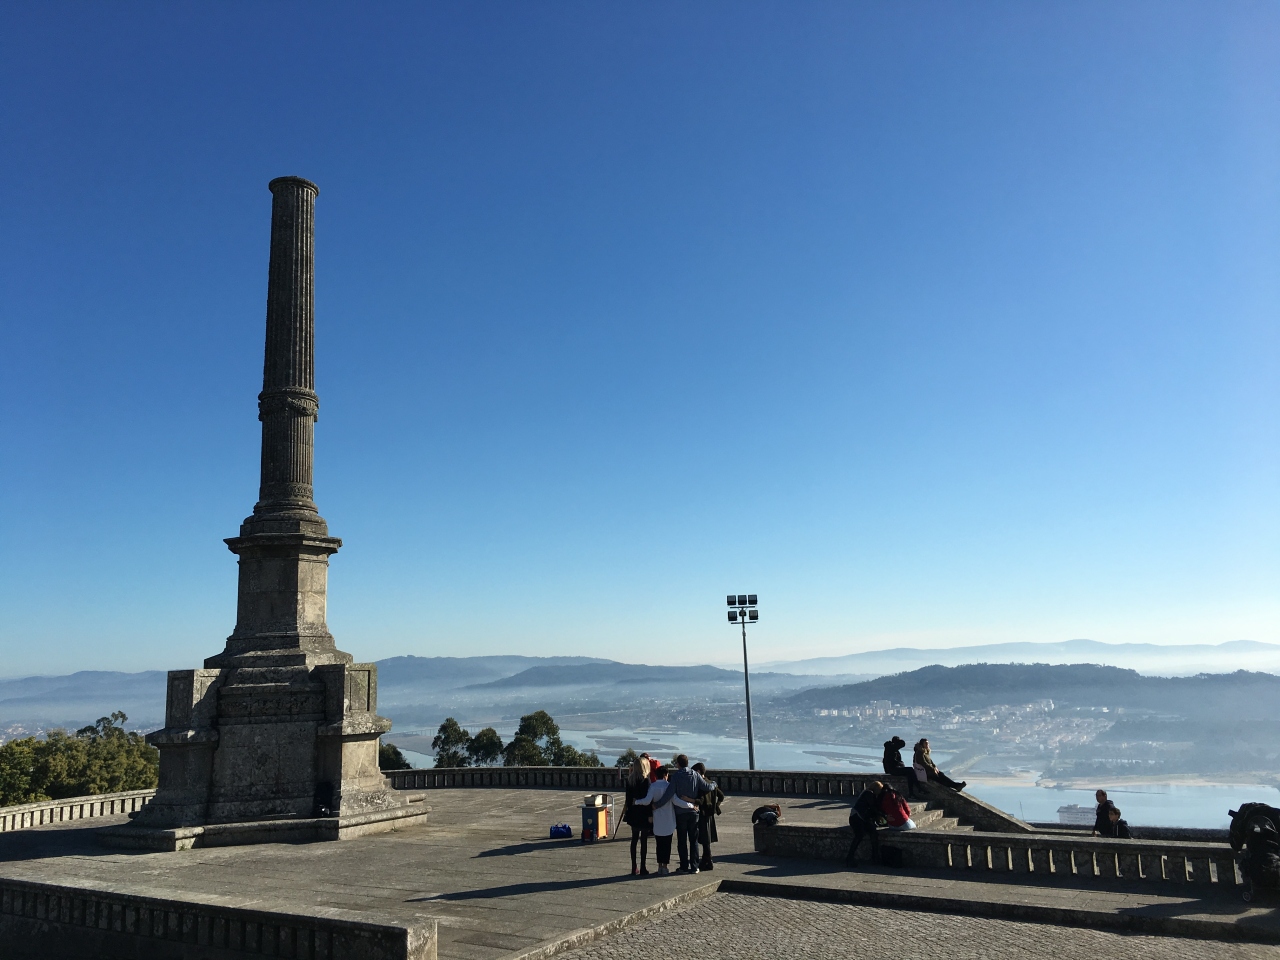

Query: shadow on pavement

[410,873,637,901]
[0,822,149,862]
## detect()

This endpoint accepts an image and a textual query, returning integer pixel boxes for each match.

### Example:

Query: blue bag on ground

[550,823,573,839]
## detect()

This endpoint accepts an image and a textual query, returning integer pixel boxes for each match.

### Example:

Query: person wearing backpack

[630,765,679,875]
[879,783,916,831]
[846,780,886,867]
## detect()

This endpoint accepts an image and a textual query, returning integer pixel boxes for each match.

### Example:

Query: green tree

[503,710,559,766]
[467,727,504,766]
[431,717,472,768]
[0,738,39,805]
[502,735,546,766]
[500,711,602,767]
[378,741,412,770]
[614,747,640,768]
[0,711,158,807]
[552,741,604,767]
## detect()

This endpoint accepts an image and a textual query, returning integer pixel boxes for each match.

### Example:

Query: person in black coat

[882,736,920,799]
[1092,790,1118,837]
[691,762,723,871]
[846,780,885,867]
[622,757,653,875]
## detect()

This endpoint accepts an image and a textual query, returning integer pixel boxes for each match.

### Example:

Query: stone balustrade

[0,789,155,833]
[0,876,435,960]
[384,768,1031,832]
[754,823,1241,886]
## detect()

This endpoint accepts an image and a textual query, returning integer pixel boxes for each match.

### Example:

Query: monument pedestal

[104,176,424,849]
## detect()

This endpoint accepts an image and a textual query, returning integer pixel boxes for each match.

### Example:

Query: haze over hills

[763,639,1280,678]
[2,642,1276,747]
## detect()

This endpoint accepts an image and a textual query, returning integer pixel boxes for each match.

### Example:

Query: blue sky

[2,3,1279,676]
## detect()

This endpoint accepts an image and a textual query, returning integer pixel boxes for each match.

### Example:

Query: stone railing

[0,789,155,833]
[0,876,435,960]
[754,823,1241,886]
[1027,821,1229,843]
[385,767,1032,833]
[386,766,626,791]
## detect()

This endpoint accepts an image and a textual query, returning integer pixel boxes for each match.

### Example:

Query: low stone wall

[754,823,1241,887]
[386,768,1032,833]
[0,876,436,960]
[0,789,155,832]
[1028,821,1229,843]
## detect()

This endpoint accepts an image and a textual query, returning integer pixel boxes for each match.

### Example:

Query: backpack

[878,846,904,868]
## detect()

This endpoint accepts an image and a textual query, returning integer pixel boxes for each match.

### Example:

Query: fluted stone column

[254,176,321,525]
[130,178,415,840]
[212,177,345,667]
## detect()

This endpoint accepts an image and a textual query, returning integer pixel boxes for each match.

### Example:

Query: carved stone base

[100,799,429,852]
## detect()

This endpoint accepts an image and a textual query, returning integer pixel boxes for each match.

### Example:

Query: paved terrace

[1,789,1278,959]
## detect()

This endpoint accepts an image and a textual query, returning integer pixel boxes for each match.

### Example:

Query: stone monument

[111,177,426,849]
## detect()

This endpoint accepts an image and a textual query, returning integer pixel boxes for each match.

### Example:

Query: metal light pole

[727,594,759,770]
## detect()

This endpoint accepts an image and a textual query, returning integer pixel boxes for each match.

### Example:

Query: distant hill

[764,639,1280,678]
[0,671,167,730]
[785,662,1280,720]
[376,655,609,689]
[468,662,744,688]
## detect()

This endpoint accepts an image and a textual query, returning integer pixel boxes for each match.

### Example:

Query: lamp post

[726,594,759,770]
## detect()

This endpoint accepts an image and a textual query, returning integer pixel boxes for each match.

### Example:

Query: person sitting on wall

[882,736,920,799]
[846,780,886,867]
[1091,789,1119,836]
[912,739,966,792]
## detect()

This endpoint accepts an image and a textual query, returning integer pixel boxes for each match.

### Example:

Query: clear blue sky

[2,3,1278,676]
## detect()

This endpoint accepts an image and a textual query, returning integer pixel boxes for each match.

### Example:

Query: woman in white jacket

[630,765,690,875]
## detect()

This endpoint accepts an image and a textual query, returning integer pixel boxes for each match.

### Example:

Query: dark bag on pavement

[878,847,904,868]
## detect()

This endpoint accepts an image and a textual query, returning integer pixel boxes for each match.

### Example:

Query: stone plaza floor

[1,788,1277,959]
[555,892,1280,960]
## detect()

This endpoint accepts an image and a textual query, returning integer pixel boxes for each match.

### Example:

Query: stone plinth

[114,177,422,848]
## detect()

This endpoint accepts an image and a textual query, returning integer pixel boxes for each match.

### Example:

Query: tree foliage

[467,727,504,766]
[0,712,158,807]
[378,741,412,770]
[432,717,472,768]
[615,747,640,768]
[502,711,602,767]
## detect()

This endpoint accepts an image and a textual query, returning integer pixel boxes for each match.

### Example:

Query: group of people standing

[622,753,723,876]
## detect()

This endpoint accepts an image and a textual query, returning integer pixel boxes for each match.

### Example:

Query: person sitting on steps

[912,738,966,792]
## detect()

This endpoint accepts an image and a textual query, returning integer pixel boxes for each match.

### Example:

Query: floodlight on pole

[726,592,759,770]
